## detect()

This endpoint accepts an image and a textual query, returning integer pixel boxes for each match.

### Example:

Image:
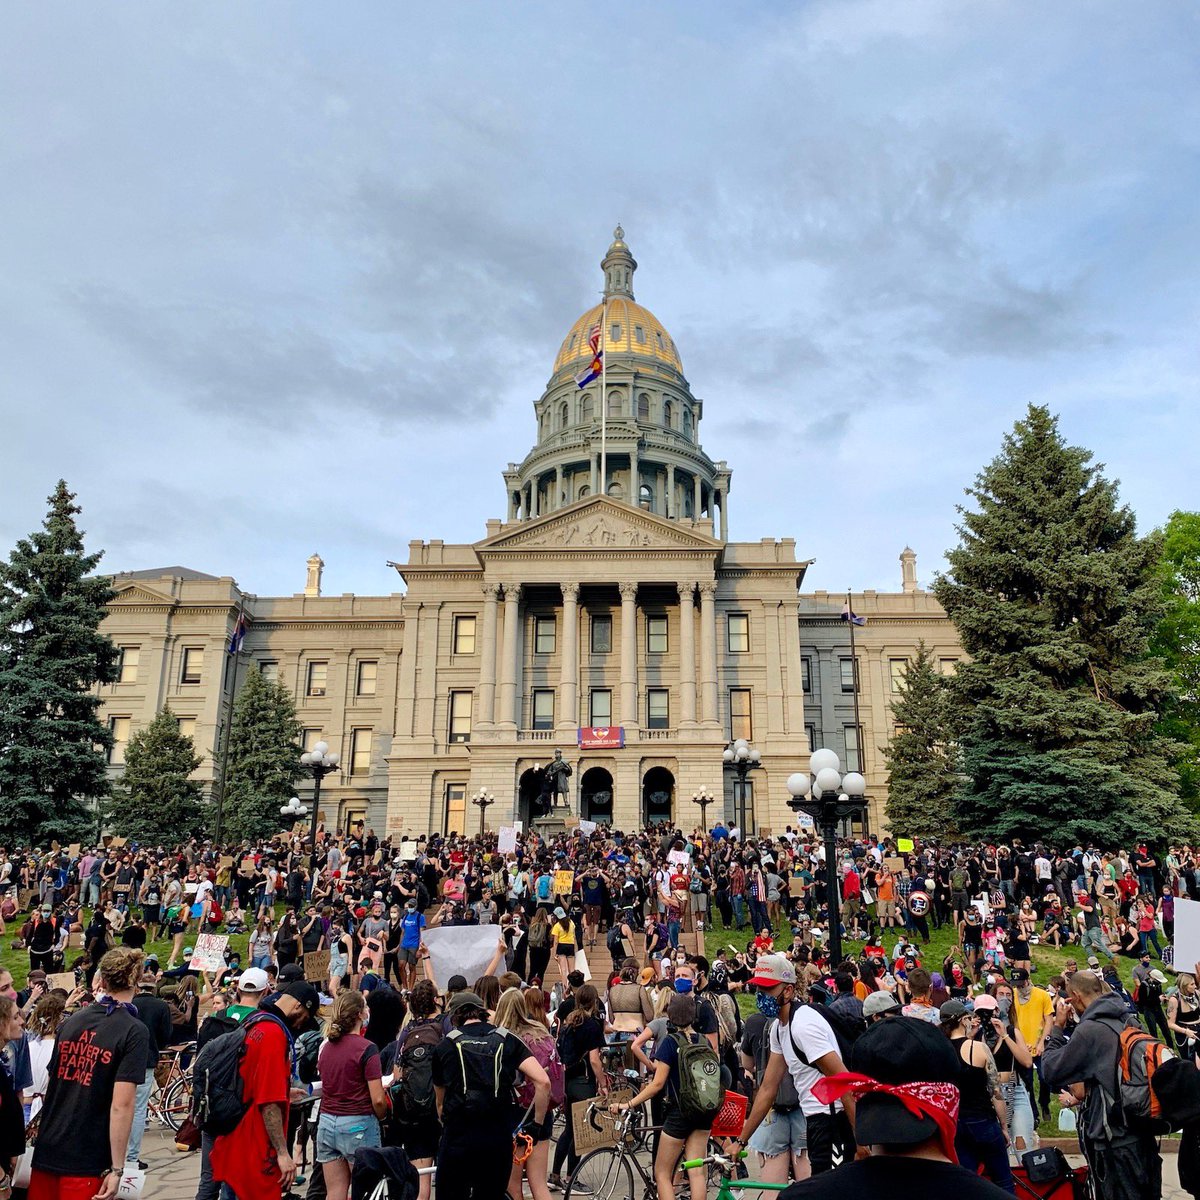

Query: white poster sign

[514,820,524,833]
[796,813,815,829]
[498,826,518,854]
[397,840,419,862]
[1174,898,1200,977]
[189,933,229,972]
[668,849,690,867]
[575,946,591,982]
[578,820,597,836]
[422,926,505,991]
[971,898,991,923]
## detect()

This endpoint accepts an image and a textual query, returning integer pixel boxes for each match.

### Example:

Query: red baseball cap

[747,954,797,988]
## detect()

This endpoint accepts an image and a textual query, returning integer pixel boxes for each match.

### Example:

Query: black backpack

[788,1002,865,1068]
[393,1019,443,1123]
[607,925,625,956]
[443,1026,516,1118]
[193,1011,291,1136]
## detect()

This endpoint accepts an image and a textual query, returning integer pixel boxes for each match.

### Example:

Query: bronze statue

[543,749,573,810]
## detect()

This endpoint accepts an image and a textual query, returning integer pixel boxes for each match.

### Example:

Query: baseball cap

[553,907,566,920]
[747,954,797,988]
[278,963,305,983]
[1151,969,1169,985]
[237,967,270,994]
[447,974,468,993]
[1009,967,1030,983]
[939,999,971,1022]
[1086,956,1100,968]
[972,993,998,1012]
[279,982,321,1027]
[862,992,900,1019]
[27,970,46,984]
[138,974,157,991]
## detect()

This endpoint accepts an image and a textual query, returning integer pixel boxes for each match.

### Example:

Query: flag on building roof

[228,610,249,655]
[841,603,867,627]
[575,323,603,388]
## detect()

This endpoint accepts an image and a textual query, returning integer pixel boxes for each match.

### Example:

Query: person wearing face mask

[977,989,1036,1157]
[733,954,857,1175]
[1009,967,1056,1124]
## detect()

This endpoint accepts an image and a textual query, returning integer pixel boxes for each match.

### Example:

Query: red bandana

[811,1072,960,1163]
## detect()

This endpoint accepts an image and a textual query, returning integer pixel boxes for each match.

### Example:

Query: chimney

[900,546,918,594]
[305,553,324,598]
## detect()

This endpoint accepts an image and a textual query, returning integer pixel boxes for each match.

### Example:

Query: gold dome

[552,297,684,376]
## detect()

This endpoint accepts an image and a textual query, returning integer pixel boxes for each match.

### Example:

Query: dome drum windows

[559,401,569,430]
[637,392,650,422]
[663,399,673,428]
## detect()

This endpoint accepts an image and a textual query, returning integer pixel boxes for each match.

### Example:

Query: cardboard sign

[239,857,256,876]
[189,933,229,972]
[498,827,518,854]
[884,856,905,874]
[304,950,331,982]
[47,972,75,993]
[422,926,506,991]
[571,1089,632,1154]
[553,870,575,897]
[897,838,915,853]
[219,856,234,871]
[109,837,127,849]
[68,844,81,859]
[67,931,84,949]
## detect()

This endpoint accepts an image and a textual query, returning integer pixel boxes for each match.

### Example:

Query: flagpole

[847,588,863,772]
[214,603,245,842]
[599,297,607,498]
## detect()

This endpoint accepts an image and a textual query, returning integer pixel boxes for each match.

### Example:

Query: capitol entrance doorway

[580,767,614,823]
[642,767,674,825]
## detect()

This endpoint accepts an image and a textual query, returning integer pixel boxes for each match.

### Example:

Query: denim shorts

[316,1112,382,1162]
[748,1107,807,1157]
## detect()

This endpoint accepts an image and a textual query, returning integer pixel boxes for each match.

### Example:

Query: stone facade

[96,232,962,838]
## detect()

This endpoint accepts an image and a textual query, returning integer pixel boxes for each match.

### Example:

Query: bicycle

[147,1042,194,1133]
[681,1148,789,1200]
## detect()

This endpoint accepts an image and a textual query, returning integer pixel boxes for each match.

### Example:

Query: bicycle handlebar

[681,1150,749,1170]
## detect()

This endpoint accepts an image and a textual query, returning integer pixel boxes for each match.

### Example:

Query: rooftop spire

[602,224,636,300]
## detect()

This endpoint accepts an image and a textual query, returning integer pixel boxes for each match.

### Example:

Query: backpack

[670,1030,724,1124]
[193,1011,291,1136]
[444,1026,517,1118]
[208,901,223,924]
[607,925,625,956]
[393,1019,443,1123]
[755,1017,800,1112]
[528,921,548,949]
[788,1003,865,1069]
[517,1033,566,1111]
[537,875,552,901]
[1111,1024,1176,1130]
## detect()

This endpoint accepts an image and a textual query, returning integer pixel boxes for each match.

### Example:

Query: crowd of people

[0,824,1194,1199]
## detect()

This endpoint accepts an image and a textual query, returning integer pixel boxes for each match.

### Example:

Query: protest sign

[219,856,234,871]
[884,856,905,874]
[1175,898,1200,976]
[553,870,575,897]
[667,850,689,867]
[578,820,597,836]
[572,1089,632,1154]
[498,827,518,854]
[68,843,80,859]
[422,926,505,991]
[795,813,815,829]
[514,820,524,833]
[575,946,591,982]
[304,950,331,982]
[48,972,75,993]
[109,836,127,849]
[239,857,256,876]
[897,838,915,853]
[189,934,229,972]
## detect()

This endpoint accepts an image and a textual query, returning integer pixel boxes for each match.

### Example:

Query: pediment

[478,496,721,552]
[110,582,176,606]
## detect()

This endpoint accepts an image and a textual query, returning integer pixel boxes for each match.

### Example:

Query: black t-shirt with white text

[33,1004,149,1177]
[781,1155,1012,1200]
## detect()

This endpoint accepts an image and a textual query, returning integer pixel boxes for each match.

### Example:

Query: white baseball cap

[236,967,271,994]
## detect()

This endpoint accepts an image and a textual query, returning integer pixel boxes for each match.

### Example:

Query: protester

[127,972,173,1169]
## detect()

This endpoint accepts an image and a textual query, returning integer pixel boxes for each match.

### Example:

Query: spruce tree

[108,707,205,845]
[222,665,304,841]
[1152,511,1200,808]
[934,405,1192,846]
[0,481,117,843]
[882,643,960,840]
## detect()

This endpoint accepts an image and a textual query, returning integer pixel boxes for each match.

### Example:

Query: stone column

[619,581,639,728]
[507,490,516,521]
[677,581,696,725]
[559,582,579,729]
[498,584,522,726]
[555,465,563,510]
[590,455,598,496]
[478,583,501,723]
[693,475,702,519]
[631,443,640,504]
[667,464,676,518]
[720,491,728,541]
[698,581,718,724]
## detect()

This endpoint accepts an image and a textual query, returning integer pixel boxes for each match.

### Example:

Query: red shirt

[211,1016,291,1200]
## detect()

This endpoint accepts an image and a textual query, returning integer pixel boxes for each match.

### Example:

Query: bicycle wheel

[162,1075,193,1132]
[565,1146,636,1200]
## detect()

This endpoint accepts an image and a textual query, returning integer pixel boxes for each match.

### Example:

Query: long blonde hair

[495,988,548,1043]
[327,991,365,1042]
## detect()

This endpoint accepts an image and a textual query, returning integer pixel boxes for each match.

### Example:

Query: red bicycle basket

[711,1090,748,1137]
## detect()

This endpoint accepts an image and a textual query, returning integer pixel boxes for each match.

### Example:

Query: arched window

[639,483,654,508]
[607,392,622,420]
[559,401,569,430]
[683,408,693,439]
[663,399,673,428]
[577,484,590,499]
[637,393,650,422]
[581,393,594,423]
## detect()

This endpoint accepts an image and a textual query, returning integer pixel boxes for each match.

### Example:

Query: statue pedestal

[531,814,571,840]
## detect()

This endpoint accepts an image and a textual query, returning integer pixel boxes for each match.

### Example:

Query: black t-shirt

[431,1021,531,1136]
[780,1155,1013,1200]
[559,1014,605,1081]
[131,993,174,1071]
[33,1004,150,1177]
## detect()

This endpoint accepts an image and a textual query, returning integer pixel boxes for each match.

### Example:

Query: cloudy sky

[3,2,1197,599]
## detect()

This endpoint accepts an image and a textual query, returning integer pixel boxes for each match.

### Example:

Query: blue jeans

[1139,929,1163,957]
[956,1115,1015,1193]
[666,918,681,949]
[125,1068,154,1163]
[250,954,272,970]
[80,878,100,908]
[316,1112,382,1162]
[1081,926,1115,960]
[748,897,769,933]
[731,894,747,928]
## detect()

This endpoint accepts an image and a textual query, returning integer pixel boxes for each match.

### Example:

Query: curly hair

[99,947,143,994]
[27,993,66,1039]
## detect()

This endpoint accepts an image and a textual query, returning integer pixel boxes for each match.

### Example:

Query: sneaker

[570,1183,594,1196]
[547,1174,564,1192]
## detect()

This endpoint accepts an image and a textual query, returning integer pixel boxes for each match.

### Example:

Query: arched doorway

[581,767,614,824]
[642,767,675,826]
[518,767,547,825]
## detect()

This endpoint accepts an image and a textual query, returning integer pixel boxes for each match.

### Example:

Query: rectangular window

[356,660,378,697]
[453,615,477,656]
[590,614,612,654]
[839,656,860,693]
[535,615,556,654]
[259,660,278,684]
[116,646,140,684]
[350,728,372,775]
[180,647,204,685]
[176,716,197,744]
[647,614,668,654]
[532,689,555,730]
[729,688,752,742]
[844,723,864,772]
[449,691,473,743]
[445,783,466,834]
[805,723,817,752]
[307,661,328,697]
[635,325,646,344]
[107,716,131,765]
[890,658,908,693]
[590,689,612,726]
[301,728,322,752]
[801,657,812,694]
[727,613,749,654]
[940,658,959,676]
[647,688,669,729]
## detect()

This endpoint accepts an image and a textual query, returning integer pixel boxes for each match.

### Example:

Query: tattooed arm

[260,1103,297,1190]
[981,1044,1009,1137]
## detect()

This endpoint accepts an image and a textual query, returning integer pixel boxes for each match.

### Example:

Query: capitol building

[99,230,960,840]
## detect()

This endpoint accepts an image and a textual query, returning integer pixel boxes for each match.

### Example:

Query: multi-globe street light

[472,787,496,835]
[722,738,761,836]
[691,785,716,831]
[299,740,339,867]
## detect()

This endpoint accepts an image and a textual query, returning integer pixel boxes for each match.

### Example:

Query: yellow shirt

[550,920,577,948]
[1014,985,1055,1048]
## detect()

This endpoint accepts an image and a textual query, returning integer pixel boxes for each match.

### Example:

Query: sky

[2,1,1198,600]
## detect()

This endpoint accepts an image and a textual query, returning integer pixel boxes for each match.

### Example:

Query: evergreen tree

[0,481,117,843]
[108,707,205,845]
[934,405,1193,846]
[223,665,304,841]
[1152,511,1200,808]
[882,643,960,840]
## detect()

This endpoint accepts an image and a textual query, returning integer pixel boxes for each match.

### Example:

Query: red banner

[578,726,624,748]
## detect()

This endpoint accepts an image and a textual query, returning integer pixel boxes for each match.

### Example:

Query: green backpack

[670,1031,724,1124]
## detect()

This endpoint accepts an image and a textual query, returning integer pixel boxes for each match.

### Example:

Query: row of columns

[477,580,720,730]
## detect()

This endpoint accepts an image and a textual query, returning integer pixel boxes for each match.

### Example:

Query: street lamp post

[721,739,761,837]
[472,787,495,835]
[299,740,339,868]
[692,785,715,832]
[786,748,868,969]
